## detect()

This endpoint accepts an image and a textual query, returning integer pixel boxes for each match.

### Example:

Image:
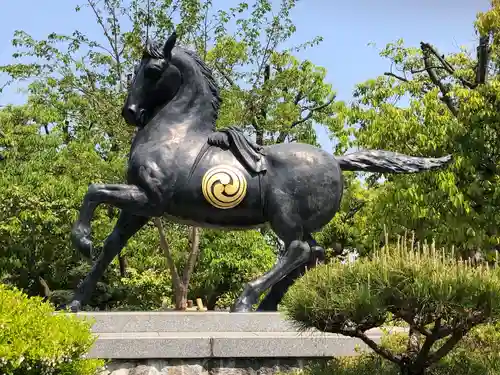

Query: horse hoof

[55,300,81,313]
[230,300,254,313]
[67,300,82,313]
[230,305,253,313]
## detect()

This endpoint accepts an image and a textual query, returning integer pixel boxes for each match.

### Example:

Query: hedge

[0,283,104,375]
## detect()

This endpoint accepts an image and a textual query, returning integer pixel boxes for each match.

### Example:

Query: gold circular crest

[201,165,247,209]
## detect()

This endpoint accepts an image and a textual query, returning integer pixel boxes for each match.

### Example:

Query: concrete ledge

[79,311,296,333]
[87,331,378,359]
[80,312,406,359]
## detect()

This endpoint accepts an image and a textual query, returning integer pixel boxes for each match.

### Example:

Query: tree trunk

[155,219,201,311]
[174,284,188,310]
[118,255,128,278]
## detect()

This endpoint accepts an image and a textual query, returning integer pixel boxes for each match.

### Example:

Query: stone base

[79,312,407,359]
[99,358,326,375]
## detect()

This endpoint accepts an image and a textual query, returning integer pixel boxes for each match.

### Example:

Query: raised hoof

[55,299,81,313]
[71,226,93,259]
[68,300,82,313]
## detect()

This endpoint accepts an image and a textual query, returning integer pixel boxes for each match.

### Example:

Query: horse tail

[335,150,452,173]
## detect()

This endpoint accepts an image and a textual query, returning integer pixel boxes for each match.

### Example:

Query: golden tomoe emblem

[201,165,247,209]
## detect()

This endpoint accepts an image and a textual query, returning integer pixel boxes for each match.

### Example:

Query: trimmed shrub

[0,283,104,375]
[282,240,500,375]
[292,323,500,374]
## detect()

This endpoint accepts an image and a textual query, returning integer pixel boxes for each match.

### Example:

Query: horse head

[122,31,221,131]
[122,32,181,127]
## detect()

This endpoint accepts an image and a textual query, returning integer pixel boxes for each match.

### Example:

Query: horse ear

[163,31,177,57]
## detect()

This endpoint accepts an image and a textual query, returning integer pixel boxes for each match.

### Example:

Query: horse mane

[143,40,222,127]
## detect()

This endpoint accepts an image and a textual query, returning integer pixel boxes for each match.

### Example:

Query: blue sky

[0,0,491,151]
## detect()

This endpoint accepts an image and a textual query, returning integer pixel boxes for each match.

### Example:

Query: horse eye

[145,66,163,79]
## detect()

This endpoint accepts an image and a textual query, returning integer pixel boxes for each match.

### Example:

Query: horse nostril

[127,105,138,117]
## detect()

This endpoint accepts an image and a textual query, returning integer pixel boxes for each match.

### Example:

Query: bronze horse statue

[67,31,452,312]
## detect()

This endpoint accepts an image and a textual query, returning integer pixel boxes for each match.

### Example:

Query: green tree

[0,0,347,309]
[283,240,500,375]
[329,1,500,255]
[0,104,119,298]
[189,229,275,309]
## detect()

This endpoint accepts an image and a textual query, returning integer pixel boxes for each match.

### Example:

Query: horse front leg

[67,211,149,312]
[71,183,159,258]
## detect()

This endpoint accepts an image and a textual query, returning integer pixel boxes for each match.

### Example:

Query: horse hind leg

[64,211,149,312]
[256,236,325,312]
[231,236,311,312]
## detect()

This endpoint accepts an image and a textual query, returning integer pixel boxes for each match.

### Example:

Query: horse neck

[150,70,216,137]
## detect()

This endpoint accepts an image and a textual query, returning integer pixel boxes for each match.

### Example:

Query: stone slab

[79,312,297,333]
[87,333,212,359]
[211,332,374,358]
[80,312,407,359]
[86,331,386,359]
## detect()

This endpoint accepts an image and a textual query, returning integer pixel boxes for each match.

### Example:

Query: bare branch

[421,42,477,89]
[182,227,201,285]
[253,19,279,89]
[87,0,115,57]
[384,72,408,82]
[410,66,448,74]
[214,62,236,87]
[276,94,335,144]
[420,42,459,117]
[154,218,182,291]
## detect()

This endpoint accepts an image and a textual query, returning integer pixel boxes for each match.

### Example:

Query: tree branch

[294,90,304,105]
[214,62,236,87]
[427,312,486,366]
[413,318,441,369]
[476,34,490,85]
[154,218,182,291]
[427,329,467,366]
[182,227,200,285]
[384,72,408,82]
[420,42,459,117]
[410,66,448,74]
[421,42,476,89]
[87,0,115,56]
[344,329,402,365]
[276,94,335,144]
[345,201,366,221]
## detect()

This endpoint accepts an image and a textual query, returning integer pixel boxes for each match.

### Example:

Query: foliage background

[1,0,499,311]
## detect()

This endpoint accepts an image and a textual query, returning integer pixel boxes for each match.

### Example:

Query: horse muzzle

[122,104,146,127]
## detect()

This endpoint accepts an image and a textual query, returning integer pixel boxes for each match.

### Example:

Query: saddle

[187,126,267,183]
[207,126,267,173]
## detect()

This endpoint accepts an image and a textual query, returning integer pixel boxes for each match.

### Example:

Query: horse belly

[169,148,266,229]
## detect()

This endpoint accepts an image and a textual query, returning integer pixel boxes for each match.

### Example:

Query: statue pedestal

[75,311,405,359]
